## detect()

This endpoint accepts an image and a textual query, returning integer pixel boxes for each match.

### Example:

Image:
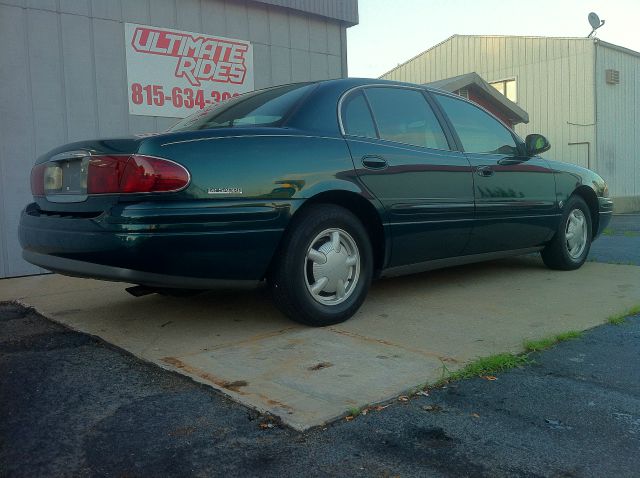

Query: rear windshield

[169,83,315,132]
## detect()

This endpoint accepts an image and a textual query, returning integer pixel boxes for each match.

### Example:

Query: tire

[269,204,373,326]
[541,195,592,270]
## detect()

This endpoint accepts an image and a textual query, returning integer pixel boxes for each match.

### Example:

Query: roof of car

[308,76,479,96]
[304,77,528,126]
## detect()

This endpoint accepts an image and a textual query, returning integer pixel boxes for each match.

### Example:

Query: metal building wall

[253,0,358,25]
[0,0,350,279]
[382,35,598,177]
[595,41,640,209]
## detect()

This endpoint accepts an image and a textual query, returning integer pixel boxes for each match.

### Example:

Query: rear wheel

[541,195,592,270]
[269,204,373,326]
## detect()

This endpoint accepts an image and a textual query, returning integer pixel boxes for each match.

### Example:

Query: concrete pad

[162,328,444,430]
[337,256,640,362]
[2,256,640,430]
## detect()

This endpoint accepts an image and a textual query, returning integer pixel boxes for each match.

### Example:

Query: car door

[432,92,557,254]
[340,86,475,267]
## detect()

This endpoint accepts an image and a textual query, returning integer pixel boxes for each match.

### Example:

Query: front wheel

[269,204,373,326]
[541,195,592,270]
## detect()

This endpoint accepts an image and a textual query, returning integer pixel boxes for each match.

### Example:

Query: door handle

[476,165,494,177]
[361,155,388,170]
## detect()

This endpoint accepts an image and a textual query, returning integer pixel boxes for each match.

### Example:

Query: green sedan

[20,79,613,326]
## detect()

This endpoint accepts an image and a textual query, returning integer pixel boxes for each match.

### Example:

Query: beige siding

[595,42,640,198]
[382,36,597,176]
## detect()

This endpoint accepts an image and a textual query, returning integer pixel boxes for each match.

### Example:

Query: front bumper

[19,200,295,287]
[596,197,614,237]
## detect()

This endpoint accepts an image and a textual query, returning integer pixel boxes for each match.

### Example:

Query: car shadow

[132,255,548,327]
[369,255,546,294]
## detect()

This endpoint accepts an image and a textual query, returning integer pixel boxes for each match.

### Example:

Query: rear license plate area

[45,157,89,202]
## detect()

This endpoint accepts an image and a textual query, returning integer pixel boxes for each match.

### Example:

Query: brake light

[87,156,129,194]
[87,155,189,194]
[119,156,190,193]
[30,163,47,196]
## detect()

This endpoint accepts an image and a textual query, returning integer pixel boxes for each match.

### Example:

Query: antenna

[587,12,605,38]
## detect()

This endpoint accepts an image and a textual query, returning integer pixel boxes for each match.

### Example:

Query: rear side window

[170,83,314,131]
[364,87,449,150]
[342,91,377,138]
[435,93,518,155]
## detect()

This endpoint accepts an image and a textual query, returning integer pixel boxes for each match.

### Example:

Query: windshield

[169,83,315,132]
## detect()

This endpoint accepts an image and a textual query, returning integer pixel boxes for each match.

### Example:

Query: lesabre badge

[208,187,242,194]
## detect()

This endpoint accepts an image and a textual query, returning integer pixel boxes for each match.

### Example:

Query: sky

[347,0,640,78]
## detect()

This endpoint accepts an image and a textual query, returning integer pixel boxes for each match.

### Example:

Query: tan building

[381,35,640,212]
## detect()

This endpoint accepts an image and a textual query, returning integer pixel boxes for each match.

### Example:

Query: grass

[607,305,640,325]
[440,353,530,384]
[343,353,531,419]
[427,305,640,388]
[601,228,639,237]
[523,330,582,352]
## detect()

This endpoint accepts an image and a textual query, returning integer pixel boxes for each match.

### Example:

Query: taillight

[87,155,189,194]
[30,163,46,196]
[87,156,129,194]
[119,156,190,193]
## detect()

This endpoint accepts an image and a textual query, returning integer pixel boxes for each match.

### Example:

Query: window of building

[455,88,470,99]
[342,91,377,139]
[489,78,517,103]
[363,87,449,150]
[434,93,518,155]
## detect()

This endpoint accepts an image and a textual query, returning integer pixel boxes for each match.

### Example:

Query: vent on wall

[606,69,620,85]
[456,88,469,99]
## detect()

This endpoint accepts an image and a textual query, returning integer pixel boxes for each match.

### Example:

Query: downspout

[340,22,348,78]
[568,142,591,169]
[593,38,599,171]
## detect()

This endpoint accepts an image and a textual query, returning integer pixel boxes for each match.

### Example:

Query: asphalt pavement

[1,215,639,477]
[589,214,640,266]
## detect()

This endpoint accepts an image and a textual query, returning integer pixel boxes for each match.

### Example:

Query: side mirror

[525,134,551,156]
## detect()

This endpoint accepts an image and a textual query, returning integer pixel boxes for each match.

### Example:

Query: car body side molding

[380,246,544,278]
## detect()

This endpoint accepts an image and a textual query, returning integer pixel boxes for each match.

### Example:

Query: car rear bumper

[19,200,296,287]
[22,250,261,288]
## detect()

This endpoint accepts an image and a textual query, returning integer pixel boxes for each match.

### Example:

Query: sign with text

[124,23,254,118]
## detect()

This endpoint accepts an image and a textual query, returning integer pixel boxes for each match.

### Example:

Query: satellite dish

[587,12,605,38]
